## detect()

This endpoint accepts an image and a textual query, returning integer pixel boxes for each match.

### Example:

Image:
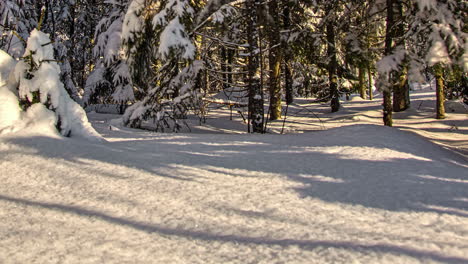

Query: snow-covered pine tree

[121,0,204,131]
[10,28,100,139]
[84,0,134,114]
[408,0,467,119]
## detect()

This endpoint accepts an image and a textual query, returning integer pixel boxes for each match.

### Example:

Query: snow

[121,0,145,43]
[0,87,21,132]
[0,49,16,88]
[1,87,467,263]
[427,33,451,66]
[158,17,196,60]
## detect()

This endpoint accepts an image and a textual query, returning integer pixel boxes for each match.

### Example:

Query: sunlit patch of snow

[270,146,432,162]
[415,174,468,184]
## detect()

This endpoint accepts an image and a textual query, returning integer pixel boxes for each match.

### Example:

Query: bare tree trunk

[221,47,229,89]
[368,66,373,100]
[326,16,340,112]
[268,0,282,120]
[246,0,264,133]
[391,0,410,112]
[382,0,396,126]
[393,66,410,111]
[434,64,446,119]
[359,66,366,99]
[383,90,393,126]
[283,2,293,105]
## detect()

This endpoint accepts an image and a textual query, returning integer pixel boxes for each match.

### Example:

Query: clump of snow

[0,49,16,88]
[426,32,451,66]
[157,17,195,60]
[0,87,21,133]
[121,0,145,45]
[22,103,60,137]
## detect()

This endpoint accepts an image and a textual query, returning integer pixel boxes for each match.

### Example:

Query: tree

[0,0,36,57]
[267,0,282,120]
[245,0,264,133]
[7,27,100,139]
[408,0,467,119]
[84,0,134,113]
[377,0,407,126]
[121,0,204,131]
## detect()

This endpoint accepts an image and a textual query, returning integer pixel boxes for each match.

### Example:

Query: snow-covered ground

[1,87,467,263]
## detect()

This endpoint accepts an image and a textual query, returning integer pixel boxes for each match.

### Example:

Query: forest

[1,1,468,263]
[0,0,466,136]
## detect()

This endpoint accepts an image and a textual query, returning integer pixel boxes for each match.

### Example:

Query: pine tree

[84,0,134,113]
[10,27,100,139]
[121,0,204,131]
[0,0,36,57]
[408,0,467,119]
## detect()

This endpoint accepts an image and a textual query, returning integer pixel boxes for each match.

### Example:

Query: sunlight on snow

[268,146,432,162]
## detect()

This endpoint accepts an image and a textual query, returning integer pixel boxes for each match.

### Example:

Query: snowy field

[1,88,468,263]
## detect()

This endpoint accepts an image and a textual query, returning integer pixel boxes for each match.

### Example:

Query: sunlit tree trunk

[268,0,282,120]
[434,64,446,119]
[359,66,366,99]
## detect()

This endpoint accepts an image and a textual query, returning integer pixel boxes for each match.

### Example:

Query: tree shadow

[1,194,467,264]
[1,124,467,217]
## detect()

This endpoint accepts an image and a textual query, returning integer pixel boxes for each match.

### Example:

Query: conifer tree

[84,0,134,113]
[10,25,100,139]
[121,0,204,131]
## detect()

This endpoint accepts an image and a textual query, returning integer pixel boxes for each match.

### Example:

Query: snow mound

[0,87,21,133]
[0,49,16,88]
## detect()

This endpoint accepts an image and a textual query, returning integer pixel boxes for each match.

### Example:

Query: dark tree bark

[326,14,340,112]
[391,0,410,112]
[383,0,395,126]
[246,0,264,133]
[220,47,229,89]
[283,2,294,105]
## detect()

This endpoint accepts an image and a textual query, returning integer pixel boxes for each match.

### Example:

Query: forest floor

[1,86,467,263]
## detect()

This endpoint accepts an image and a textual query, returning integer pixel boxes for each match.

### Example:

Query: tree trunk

[393,66,410,112]
[368,66,373,100]
[326,16,340,112]
[246,0,264,133]
[268,0,282,120]
[359,66,366,99]
[220,47,229,90]
[283,2,294,105]
[434,64,446,119]
[391,0,410,112]
[382,0,395,126]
